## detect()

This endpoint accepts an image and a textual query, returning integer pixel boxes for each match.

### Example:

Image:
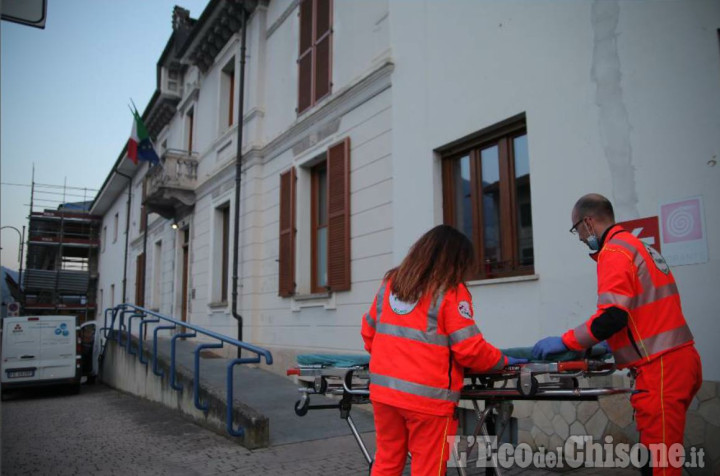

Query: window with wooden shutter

[278,168,297,297]
[326,137,350,291]
[297,0,333,115]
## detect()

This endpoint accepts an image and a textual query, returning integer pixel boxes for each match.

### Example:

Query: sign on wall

[617,216,661,253]
[659,196,708,266]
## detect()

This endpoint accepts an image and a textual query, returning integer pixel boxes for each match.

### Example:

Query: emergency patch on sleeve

[643,243,670,275]
[458,300,473,319]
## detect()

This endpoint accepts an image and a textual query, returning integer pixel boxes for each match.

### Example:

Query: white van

[1,315,81,398]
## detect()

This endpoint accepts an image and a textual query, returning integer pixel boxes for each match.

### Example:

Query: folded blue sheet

[296,345,610,368]
[296,354,370,367]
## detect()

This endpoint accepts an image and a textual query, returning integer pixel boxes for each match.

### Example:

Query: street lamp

[1,225,26,292]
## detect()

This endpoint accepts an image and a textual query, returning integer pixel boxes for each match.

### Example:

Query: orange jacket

[361,279,507,416]
[562,225,694,369]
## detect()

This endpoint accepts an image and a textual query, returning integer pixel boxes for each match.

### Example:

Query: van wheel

[68,383,81,395]
[87,375,96,385]
[0,390,6,402]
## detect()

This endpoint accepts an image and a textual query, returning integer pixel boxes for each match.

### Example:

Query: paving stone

[532,404,555,436]
[536,401,554,419]
[517,429,534,446]
[577,401,600,424]
[696,381,716,402]
[552,414,570,439]
[703,423,720,469]
[585,408,608,440]
[513,401,533,419]
[560,401,577,424]
[531,426,549,450]
[698,399,720,427]
[686,412,707,447]
[599,393,633,428]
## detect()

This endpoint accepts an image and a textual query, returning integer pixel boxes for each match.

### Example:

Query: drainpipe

[231,6,248,357]
[116,171,132,303]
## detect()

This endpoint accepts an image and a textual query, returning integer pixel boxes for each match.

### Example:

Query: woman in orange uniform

[361,225,523,476]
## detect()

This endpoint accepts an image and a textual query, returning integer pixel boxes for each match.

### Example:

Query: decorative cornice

[190,60,394,202]
[261,59,394,164]
[266,0,297,40]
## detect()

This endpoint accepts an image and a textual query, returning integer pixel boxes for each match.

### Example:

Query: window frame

[219,204,230,303]
[310,161,328,293]
[221,59,236,130]
[297,0,333,115]
[186,108,194,154]
[441,116,533,280]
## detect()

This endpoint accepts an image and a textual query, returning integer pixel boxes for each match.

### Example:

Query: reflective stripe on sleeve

[375,282,386,322]
[376,322,450,347]
[364,312,376,329]
[613,324,694,366]
[573,321,600,348]
[597,292,633,308]
[370,373,461,402]
[606,240,680,309]
[489,355,506,371]
[448,325,481,346]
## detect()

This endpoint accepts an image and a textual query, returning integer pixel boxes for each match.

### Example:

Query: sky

[0,0,211,269]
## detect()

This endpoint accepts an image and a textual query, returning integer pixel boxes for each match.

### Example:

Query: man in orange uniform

[532,194,702,476]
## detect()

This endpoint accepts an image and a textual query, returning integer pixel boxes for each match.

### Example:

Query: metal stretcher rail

[288,358,633,476]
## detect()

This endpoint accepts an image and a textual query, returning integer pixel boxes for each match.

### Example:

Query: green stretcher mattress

[296,345,609,368]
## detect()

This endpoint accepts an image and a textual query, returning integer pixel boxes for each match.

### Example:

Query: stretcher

[287,349,633,475]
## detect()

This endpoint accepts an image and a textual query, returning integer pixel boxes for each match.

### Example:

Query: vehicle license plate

[7,369,34,378]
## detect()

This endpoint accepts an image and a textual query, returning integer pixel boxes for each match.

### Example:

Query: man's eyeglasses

[569,217,585,235]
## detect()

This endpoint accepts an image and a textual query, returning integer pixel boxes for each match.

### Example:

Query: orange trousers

[631,345,702,476]
[371,401,458,476]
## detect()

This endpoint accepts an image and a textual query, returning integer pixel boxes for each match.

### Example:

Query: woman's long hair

[385,225,475,302]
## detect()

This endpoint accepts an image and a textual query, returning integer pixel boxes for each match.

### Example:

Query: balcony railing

[144,150,198,219]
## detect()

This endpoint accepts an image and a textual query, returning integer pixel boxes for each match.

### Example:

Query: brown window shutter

[278,168,297,297]
[326,137,350,291]
[135,253,145,306]
[314,0,332,101]
[297,0,313,114]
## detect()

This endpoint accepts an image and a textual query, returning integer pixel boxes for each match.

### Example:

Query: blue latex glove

[532,336,567,360]
[598,340,611,354]
[506,356,528,366]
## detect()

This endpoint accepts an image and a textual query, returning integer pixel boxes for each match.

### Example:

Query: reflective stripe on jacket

[562,225,694,369]
[361,279,506,416]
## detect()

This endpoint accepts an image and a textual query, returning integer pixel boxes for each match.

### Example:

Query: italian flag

[127,107,160,165]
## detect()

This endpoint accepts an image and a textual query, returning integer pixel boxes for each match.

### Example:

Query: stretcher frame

[287,359,632,476]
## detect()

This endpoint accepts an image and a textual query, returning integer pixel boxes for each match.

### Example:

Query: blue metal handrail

[101,303,273,438]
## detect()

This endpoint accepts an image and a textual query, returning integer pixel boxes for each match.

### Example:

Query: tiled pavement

[1,384,641,475]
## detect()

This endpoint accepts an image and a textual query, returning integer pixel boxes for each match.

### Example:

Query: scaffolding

[22,180,100,323]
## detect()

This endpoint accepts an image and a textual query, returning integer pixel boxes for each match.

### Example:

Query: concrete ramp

[100,336,374,449]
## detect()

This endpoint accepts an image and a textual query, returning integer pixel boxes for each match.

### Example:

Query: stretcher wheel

[517,375,539,397]
[295,396,310,416]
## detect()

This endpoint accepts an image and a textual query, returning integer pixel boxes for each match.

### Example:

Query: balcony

[144,150,198,219]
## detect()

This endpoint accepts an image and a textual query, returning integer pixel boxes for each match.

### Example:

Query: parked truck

[1,315,82,399]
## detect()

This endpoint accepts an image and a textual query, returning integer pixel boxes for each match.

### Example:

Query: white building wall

[388,0,720,379]
[97,186,130,315]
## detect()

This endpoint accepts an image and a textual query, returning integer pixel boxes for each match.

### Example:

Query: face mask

[586,234,600,251]
[584,221,600,251]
